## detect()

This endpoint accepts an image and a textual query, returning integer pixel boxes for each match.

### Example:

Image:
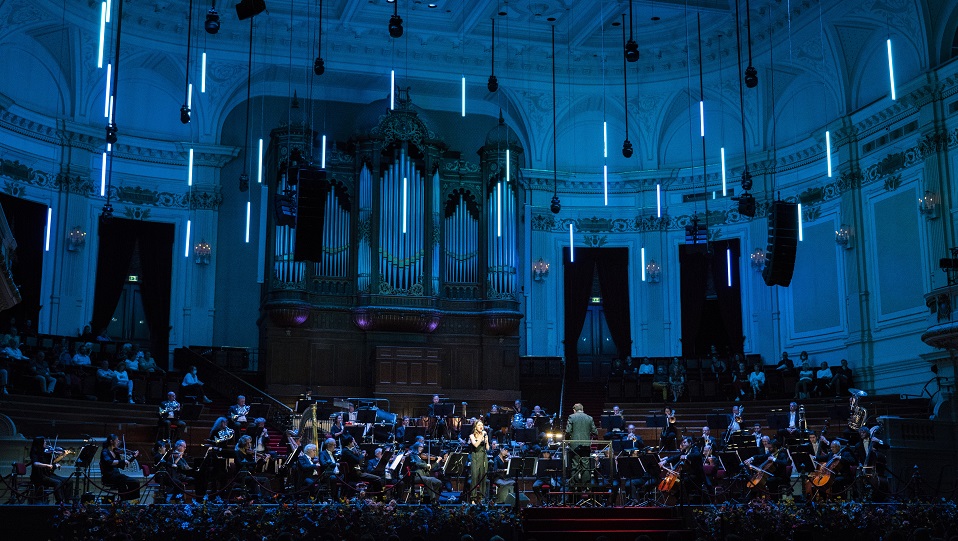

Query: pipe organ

[261,93,524,399]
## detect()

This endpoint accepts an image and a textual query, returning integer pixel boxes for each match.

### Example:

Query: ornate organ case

[261,94,523,409]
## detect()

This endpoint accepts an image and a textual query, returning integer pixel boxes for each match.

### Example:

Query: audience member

[814,361,832,396]
[139,351,165,374]
[828,359,854,396]
[652,365,669,401]
[748,363,765,399]
[731,358,748,401]
[637,357,655,375]
[96,327,112,342]
[668,357,686,402]
[774,351,794,373]
[181,365,212,404]
[795,360,814,399]
[78,324,95,342]
[30,351,57,395]
[0,365,8,394]
[2,335,29,361]
[72,343,93,367]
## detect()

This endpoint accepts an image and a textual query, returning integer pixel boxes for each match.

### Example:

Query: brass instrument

[213,426,235,445]
[734,406,744,425]
[847,388,868,430]
[231,404,251,423]
[159,400,180,418]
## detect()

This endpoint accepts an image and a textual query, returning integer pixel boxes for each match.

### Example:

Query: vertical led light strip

[699,100,705,137]
[496,181,502,237]
[184,219,192,257]
[461,76,466,117]
[506,149,510,183]
[97,2,106,68]
[603,121,608,158]
[187,83,193,110]
[641,247,647,281]
[103,64,112,117]
[321,135,327,169]
[726,248,732,287]
[825,130,833,177]
[603,165,608,206]
[100,153,107,196]
[656,184,662,218]
[44,207,52,252]
[187,148,194,186]
[201,52,207,93]
[569,224,574,263]
[245,201,251,243]
[720,147,727,196]
[257,138,263,184]
[402,176,408,234]
[887,38,896,101]
[390,70,396,110]
[797,203,804,241]
[105,0,111,22]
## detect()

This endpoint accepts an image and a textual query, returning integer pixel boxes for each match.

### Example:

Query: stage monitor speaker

[762,201,799,287]
[293,168,330,262]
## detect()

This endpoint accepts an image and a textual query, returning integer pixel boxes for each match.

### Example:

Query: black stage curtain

[136,221,174,361]
[91,219,138,336]
[713,239,744,353]
[595,248,632,361]
[562,247,597,381]
[679,245,708,357]
[0,194,47,323]
[679,239,743,356]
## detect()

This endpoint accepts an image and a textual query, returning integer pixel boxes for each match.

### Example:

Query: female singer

[468,420,489,502]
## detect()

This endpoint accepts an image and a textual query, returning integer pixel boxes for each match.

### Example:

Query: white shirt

[816,368,832,379]
[115,370,130,384]
[72,353,92,366]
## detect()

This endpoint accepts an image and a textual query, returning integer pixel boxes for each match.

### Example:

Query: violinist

[29,437,72,504]
[744,438,789,496]
[296,443,322,497]
[468,420,489,502]
[409,442,443,503]
[660,407,677,451]
[158,391,186,436]
[167,439,195,501]
[100,434,140,501]
[234,435,264,501]
[318,437,341,500]
[341,435,383,493]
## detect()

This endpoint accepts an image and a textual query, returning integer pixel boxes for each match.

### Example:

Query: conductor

[565,403,597,488]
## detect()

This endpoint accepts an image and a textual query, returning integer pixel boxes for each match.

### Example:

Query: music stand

[404,427,425,444]
[356,408,377,424]
[766,413,787,431]
[717,452,744,477]
[512,428,535,443]
[792,452,815,473]
[601,415,624,431]
[74,444,99,501]
[644,414,666,428]
[436,403,455,417]
[180,404,204,422]
[488,413,510,430]
[371,450,394,477]
[443,453,468,477]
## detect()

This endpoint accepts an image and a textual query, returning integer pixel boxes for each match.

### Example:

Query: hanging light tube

[201,52,207,93]
[720,147,727,196]
[257,138,263,184]
[603,165,608,206]
[797,203,804,241]
[44,207,52,252]
[496,181,502,237]
[390,70,395,110]
[108,96,114,124]
[187,83,193,110]
[603,121,608,158]
[887,38,896,101]
[402,176,408,234]
[104,64,112,117]
[97,2,106,69]
[461,76,466,117]
[105,0,111,22]
[245,201,251,243]
[100,152,107,196]
[825,130,833,177]
[699,100,705,137]
[641,247,646,281]
[656,184,662,218]
[187,148,194,186]
[506,149,510,183]
[320,135,327,169]
[726,248,732,287]
[185,219,191,257]
[569,223,574,262]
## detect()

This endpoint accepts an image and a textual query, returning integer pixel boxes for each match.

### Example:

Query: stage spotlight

[550,194,562,214]
[745,65,758,88]
[100,202,114,222]
[622,139,633,158]
[105,123,118,144]
[235,0,266,21]
[180,105,191,124]
[625,39,639,62]
[487,74,498,92]
[740,169,753,191]
[313,57,325,75]
[239,173,250,192]
[735,192,756,218]
[205,8,220,34]
[388,14,404,38]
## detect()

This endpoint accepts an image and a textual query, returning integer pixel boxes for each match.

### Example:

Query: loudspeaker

[293,168,329,262]
[235,0,266,20]
[762,201,799,287]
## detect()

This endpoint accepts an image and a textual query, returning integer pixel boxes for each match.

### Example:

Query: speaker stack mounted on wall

[762,201,799,287]
[289,167,330,262]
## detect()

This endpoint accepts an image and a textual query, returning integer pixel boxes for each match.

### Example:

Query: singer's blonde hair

[473,419,484,433]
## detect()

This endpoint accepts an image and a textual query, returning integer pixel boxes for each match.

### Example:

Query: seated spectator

[2,335,29,361]
[828,358,853,396]
[138,351,164,375]
[30,351,57,395]
[96,327,111,342]
[814,361,832,396]
[54,338,73,366]
[668,357,686,402]
[794,360,814,399]
[709,345,727,377]
[95,360,118,400]
[651,364,669,401]
[748,363,765,399]
[181,365,212,404]
[731,358,748,401]
[637,357,655,376]
[0,367,8,394]
[72,343,92,367]
[114,361,135,404]
[21,318,37,338]
[78,324,95,342]
[47,354,74,397]
[123,345,140,372]
[774,351,794,373]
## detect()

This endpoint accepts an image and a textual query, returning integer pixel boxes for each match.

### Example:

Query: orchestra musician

[624,424,645,450]
[209,417,234,448]
[824,440,856,497]
[234,435,265,501]
[744,438,789,496]
[395,417,410,443]
[660,407,678,451]
[778,402,803,442]
[158,391,186,437]
[329,414,345,442]
[296,443,322,498]
[100,434,141,501]
[341,435,383,493]
[427,395,447,440]
[409,442,443,504]
[751,423,764,448]
[513,399,528,418]
[492,446,515,504]
[249,417,277,460]
[468,419,489,502]
[566,403,597,488]
[699,426,717,450]
[29,436,72,504]
[854,426,890,500]
[228,395,250,431]
[798,432,829,461]
[318,438,341,500]
[166,439,195,502]
[659,435,708,501]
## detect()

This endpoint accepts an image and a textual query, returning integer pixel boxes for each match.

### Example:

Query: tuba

[847,388,868,430]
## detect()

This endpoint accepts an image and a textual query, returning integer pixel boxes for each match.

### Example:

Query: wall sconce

[919,190,938,219]
[646,259,662,283]
[194,240,212,265]
[750,248,767,271]
[835,224,853,249]
[66,226,87,252]
[532,257,550,281]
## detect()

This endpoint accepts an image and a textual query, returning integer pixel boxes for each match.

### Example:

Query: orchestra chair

[10,462,53,504]
[156,420,181,443]
[139,464,165,505]
[401,466,427,504]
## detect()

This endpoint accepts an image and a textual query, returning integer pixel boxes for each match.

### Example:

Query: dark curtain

[562,247,597,382]
[679,245,708,357]
[594,248,632,361]
[0,194,46,323]
[713,239,745,354]
[136,221,174,362]
[91,219,138,335]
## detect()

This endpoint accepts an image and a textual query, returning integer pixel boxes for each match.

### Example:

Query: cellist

[805,440,854,500]
[744,438,789,496]
[658,436,707,502]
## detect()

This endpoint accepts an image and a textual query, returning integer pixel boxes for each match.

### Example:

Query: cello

[746,447,782,489]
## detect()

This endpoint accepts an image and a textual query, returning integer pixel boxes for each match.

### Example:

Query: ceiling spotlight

[105,123,118,144]
[622,139,633,158]
[735,192,756,217]
[100,202,114,223]
[239,173,250,193]
[550,194,562,214]
[205,7,220,34]
[744,65,758,88]
[427,3,437,7]
[625,38,639,62]
[235,0,266,21]
[389,14,403,38]
[314,57,325,75]
[180,105,191,124]
[740,169,753,191]
[487,74,498,92]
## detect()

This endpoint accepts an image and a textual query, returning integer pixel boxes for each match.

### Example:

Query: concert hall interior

[2,0,958,539]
